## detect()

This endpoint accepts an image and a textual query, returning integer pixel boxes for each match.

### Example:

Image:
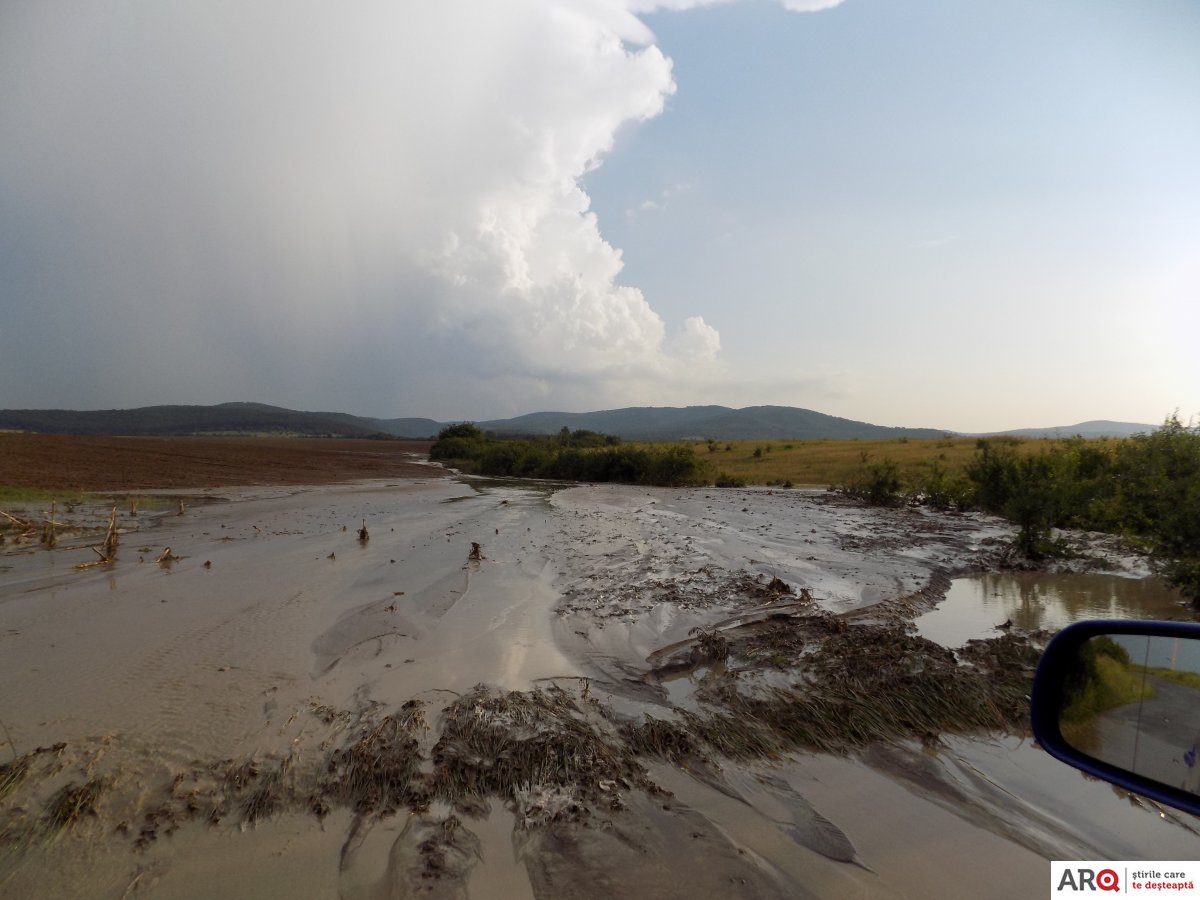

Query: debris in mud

[1,617,1041,864]
[40,502,58,548]
[717,620,1036,755]
[74,506,122,570]
[0,509,35,531]
[432,685,647,827]
[764,576,793,596]
[44,777,107,835]
[402,813,482,891]
[687,627,729,663]
[636,590,1040,759]
[557,567,809,621]
[468,542,484,562]
[620,717,699,764]
[101,506,119,558]
[319,700,426,815]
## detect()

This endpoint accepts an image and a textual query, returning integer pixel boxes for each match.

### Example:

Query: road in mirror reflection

[1062,635,1200,793]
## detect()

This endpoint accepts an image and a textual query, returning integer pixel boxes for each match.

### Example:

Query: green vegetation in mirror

[1061,636,1153,725]
[1061,635,1200,795]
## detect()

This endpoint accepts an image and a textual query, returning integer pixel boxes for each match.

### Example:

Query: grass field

[681,436,1080,487]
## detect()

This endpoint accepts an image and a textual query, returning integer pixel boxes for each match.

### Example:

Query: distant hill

[1,403,1152,442]
[0,403,442,439]
[0,402,948,441]
[478,405,948,441]
[981,420,1156,439]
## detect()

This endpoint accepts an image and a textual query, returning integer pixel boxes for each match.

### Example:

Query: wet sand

[1,476,1196,898]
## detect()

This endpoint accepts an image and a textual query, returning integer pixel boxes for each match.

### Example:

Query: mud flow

[1,479,1196,898]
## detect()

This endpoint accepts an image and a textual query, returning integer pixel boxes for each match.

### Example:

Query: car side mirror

[1032,620,1200,817]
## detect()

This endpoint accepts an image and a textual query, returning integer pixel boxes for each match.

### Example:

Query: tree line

[430,424,704,487]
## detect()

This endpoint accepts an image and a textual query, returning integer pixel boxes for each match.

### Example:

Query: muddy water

[916,572,1190,647]
[2,479,1198,899]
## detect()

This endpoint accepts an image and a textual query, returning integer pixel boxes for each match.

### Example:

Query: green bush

[960,416,1200,591]
[430,431,705,488]
[915,460,970,510]
[837,458,906,506]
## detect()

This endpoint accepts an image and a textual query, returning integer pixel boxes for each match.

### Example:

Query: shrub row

[430,424,705,487]
[838,415,1200,603]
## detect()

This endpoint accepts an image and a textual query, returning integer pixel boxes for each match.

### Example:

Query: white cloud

[0,0,845,416]
[627,0,846,12]
[669,316,721,362]
[778,0,847,11]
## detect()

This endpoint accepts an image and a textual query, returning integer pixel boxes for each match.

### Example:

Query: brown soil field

[0,433,440,491]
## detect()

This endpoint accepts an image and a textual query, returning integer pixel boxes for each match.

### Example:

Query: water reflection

[916,573,1187,648]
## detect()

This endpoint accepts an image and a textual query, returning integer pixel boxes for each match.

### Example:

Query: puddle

[916,573,1189,647]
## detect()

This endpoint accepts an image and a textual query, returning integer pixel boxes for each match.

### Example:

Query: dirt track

[0,434,438,490]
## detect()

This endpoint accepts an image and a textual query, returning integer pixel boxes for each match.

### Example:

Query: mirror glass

[1060,634,1200,794]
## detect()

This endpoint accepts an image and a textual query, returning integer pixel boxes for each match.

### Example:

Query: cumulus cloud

[0,0,841,416]
[669,316,721,362]
[628,0,845,12]
[778,0,848,11]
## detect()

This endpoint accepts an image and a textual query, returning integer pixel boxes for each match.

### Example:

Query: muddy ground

[1,471,1197,899]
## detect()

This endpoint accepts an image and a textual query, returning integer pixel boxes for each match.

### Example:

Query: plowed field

[0,433,439,490]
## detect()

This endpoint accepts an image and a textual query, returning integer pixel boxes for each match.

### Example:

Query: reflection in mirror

[1060,635,1200,794]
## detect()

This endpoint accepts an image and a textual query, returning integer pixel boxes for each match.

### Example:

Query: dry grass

[431,685,645,819]
[678,436,1096,487]
[639,615,1040,759]
[319,701,426,815]
[43,779,107,835]
[0,758,30,804]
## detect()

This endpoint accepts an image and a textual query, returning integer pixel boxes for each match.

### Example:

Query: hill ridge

[0,404,1155,441]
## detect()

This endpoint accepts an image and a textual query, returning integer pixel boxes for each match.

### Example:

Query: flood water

[4,481,1198,898]
[916,572,1191,648]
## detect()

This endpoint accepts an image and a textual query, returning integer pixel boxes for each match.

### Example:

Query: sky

[1,0,1197,433]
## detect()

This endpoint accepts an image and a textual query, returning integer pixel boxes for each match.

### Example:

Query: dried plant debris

[0,743,67,805]
[723,624,1035,754]
[619,716,700,764]
[686,627,730,663]
[318,700,426,815]
[0,759,30,805]
[559,567,811,621]
[1,617,1040,865]
[43,778,108,836]
[431,685,648,826]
